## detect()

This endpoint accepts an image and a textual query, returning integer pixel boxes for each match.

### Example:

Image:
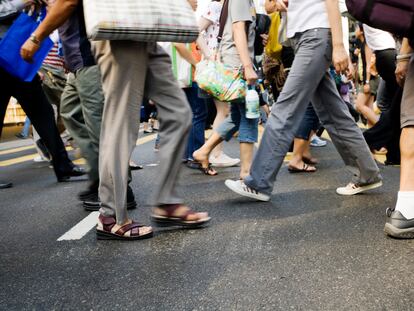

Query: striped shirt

[43,43,65,70]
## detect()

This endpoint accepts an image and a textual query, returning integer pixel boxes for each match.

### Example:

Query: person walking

[20,0,210,239]
[193,0,259,180]
[225,0,382,201]
[1,0,85,189]
[384,38,414,239]
[198,0,240,168]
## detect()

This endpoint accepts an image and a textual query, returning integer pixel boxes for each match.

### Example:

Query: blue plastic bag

[0,7,53,82]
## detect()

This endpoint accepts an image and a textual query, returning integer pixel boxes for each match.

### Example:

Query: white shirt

[363,25,396,52]
[338,0,347,13]
[287,0,330,38]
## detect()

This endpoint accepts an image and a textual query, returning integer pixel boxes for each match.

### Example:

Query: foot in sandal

[192,150,217,176]
[287,163,317,173]
[96,214,153,240]
[151,204,211,227]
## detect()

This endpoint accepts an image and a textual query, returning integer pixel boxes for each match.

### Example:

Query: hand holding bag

[83,0,199,43]
[0,7,54,82]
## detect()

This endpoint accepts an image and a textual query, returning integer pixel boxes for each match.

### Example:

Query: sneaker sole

[384,223,414,239]
[224,180,270,202]
[336,181,383,196]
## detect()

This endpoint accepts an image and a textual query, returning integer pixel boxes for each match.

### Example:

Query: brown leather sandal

[96,215,153,240]
[151,204,211,227]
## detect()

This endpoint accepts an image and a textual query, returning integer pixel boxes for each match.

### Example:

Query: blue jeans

[295,103,320,140]
[21,117,31,137]
[184,83,207,160]
[216,100,258,143]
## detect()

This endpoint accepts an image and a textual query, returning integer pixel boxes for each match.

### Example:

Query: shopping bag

[195,60,246,102]
[346,0,414,38]
[83,0,199,43]
[171,45,193,88]
[0,7,54,82]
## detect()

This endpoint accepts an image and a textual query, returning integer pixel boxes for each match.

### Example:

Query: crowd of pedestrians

[0,0,413,240]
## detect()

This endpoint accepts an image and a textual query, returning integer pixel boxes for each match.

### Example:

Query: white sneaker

[310,135,327,147]
[210,153,240,167]
[33,155,48,163]
[336,180,383,196]
[225,179,270,202]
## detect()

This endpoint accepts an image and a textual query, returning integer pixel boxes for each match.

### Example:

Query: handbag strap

[217,0,229,44]
[217,0,250,46]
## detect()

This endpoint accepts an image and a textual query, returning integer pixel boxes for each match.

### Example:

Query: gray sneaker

[336,179,383,196]
[384,208,414,239]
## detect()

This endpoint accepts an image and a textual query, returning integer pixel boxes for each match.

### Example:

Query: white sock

[395,191,414,219]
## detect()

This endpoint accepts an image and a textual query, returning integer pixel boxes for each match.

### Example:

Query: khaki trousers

[93,41,192,224]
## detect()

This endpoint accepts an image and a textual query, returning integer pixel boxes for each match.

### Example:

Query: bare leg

[356,92,379,127]
[288,138,316,171]
[239,142,254,179]
[193,131,223,168]
[211,99,230,158]
[302,131,317,164]
[400,127,414,191]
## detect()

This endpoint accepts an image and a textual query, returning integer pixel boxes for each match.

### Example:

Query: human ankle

[395,191,414,219]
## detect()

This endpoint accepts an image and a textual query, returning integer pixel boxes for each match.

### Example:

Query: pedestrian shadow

[205,187,385,224]
[152,224,209,237]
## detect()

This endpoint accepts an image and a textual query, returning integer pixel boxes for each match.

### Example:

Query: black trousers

[0,67,74,178]
[363,48,402,164]
[375,48,398,112]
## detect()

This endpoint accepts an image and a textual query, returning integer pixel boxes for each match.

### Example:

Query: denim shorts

[216,100,258,143]
[295,103,320,140]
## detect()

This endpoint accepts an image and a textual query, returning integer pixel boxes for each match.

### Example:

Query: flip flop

[288,163,317,173]
[187,160,217,176]
[302,156,318,165]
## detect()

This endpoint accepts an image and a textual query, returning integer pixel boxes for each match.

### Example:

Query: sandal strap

[115,222,144,236]
[158,204,195,220]
[203,163,217,175]
[158,204,182,218]
[99,215,116,232]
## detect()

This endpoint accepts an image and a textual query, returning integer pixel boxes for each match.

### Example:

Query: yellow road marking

[0,154,39,166]
[0,145,34,155]
[73,158,86,165]
[0,134,157,167]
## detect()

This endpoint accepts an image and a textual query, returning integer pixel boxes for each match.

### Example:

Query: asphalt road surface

[0,133,413,310]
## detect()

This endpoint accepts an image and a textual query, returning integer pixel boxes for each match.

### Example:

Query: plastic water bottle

[245,86,260,119]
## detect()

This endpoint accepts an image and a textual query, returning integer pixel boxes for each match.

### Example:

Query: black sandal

[194,161,217,176]
[288,163,316,173]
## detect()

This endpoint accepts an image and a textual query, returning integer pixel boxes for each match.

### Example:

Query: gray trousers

[60,65,104,183]
[93,41,192,224]
[244,28,381,195]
